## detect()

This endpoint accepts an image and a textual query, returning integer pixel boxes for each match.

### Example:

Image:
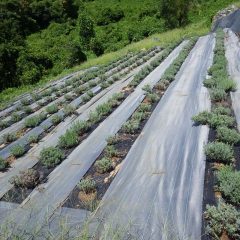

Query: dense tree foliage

[0,0,236,92]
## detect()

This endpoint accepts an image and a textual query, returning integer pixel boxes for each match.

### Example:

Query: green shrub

[104,145,118,158]
[10,144,25,158]
[81,94,91,103]
[213,106,231,116]
[122,120,140,134]
[138,103,151,112]
[23,106,33,114]
[46,104,58,114]
[64,94,74,101]
[24,113,46,128]
[40,147,64,168]
[27,134,39,144]
[58,129,79,148]
[63,105,76,116]
[192,111,211,125]
[0,157,8,171]
[21,98,31,106]
[95,158,113,174]
[205,202,240,239]
[51,114,63,125]
[216,166,240,205]
[10,169,40,189]
[132,111,148,121]
[2,133,17,144]
[210,88,227,101]
[11,113,22,123]
[71,120,90,135]
[107,135,119,145]
[0,120,9,129]
[204,142,234,163]
[142,84,152,93]
[216,127,240,145]
[146,93,159,103]
[78,178,96,194]
[208,114,234,128]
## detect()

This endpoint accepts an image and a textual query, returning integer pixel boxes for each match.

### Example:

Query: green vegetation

[0,157,8,171]
[24,113,47,128]
[2,133,17,144]
[27,134,39,144]
[39,147,64,168]
[1,0,239,108]
[204,142,234,163]
[46,104,58,114]
[104,145,118,158]
[10,169,40,189]
[10,144,26,158]
[58,129,79,149]
[95,158,113,174]
[205,202,240,239]
[51,114,63,125]
[78,178,96,194]
[216,166,240,205]
[216,126,240,145]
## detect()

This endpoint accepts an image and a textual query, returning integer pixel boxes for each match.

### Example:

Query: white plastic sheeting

[0,50,163,199]
[90,35,215,240]
[0,41,187,234]
[225,29,240,131]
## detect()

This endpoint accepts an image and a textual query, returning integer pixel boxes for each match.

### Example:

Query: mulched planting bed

[201,95,240,240]
[0,90,132,204]
[63,88,163,212]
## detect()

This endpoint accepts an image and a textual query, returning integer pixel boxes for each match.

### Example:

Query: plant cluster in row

[192,29,240,239]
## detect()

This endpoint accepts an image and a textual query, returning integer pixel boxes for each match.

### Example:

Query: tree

[161,0,190,28]
[78,11,95,49]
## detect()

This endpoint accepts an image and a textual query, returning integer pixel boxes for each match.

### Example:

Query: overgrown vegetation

[39,147,64,168]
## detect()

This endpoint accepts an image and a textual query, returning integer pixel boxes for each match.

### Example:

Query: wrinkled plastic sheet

[225,29,240,131]
[0,50,164,199]
[0,41,187,233]
[90,35,215,240]
[212,9,240,33]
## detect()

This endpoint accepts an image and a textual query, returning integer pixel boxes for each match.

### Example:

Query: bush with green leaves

[208,114,234,129]
[192,111,211,125]
[216,166,240,205]
[0,157,8,171]
[11,113,22,123]
[122,120,140,134]
[64,94,74,101]
[40,147,64,168]
[210,88,227,102]
[10,144,25,158]
[78,178,96,194]
[58,129,79,148]
[23,106,33,114]
[63,104,76,116]
[95,158,113,174]
[46,104,58,114]
[51,114,63,125]
[0,120,9,129]
[104,145,118,158]
[27,134,39,144]
[10,169,40,189]
[71,120,90,135]
[2,133,17,144]
[216,126,240,145]
[213,106,231,116]
[24,113,46,128]
[142,84,152,93]
[204,142,234,164]
[138,103,151,112]
[204,202,240,239]
[107,135,119,145]
[21,98,31,106]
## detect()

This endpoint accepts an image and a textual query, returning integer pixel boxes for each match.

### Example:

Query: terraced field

[0,28,240,240]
